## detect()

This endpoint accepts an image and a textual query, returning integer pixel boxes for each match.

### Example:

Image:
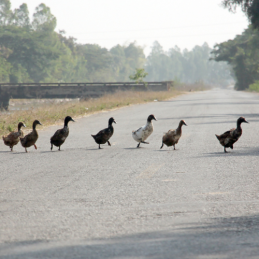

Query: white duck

[132,114,157,148]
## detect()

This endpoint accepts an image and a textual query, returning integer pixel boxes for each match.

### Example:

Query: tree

[129,68,148,83]
[32,3,56,32]
[211,26,259,90]
[222,0,259,28]
[0,0,12,25]
[13,3,30,28]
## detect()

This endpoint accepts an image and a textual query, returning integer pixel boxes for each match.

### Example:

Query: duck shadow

[40,150,63,153]
[85,148,104,151]
[198,148,259,158]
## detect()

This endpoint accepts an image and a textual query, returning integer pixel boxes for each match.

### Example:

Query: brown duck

[20,120,42,152]
[216,117,248,153]
[2,122,26,151]
[160,120,187,150]
[91,117,116,149]
[50,116,75,151]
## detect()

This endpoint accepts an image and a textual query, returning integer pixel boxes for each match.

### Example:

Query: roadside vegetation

[211,0,259,91]
[0,90,185,137]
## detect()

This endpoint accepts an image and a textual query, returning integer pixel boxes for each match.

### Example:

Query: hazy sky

[11,0,248,54]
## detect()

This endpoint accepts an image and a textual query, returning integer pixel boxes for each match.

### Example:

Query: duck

[215,117,248,153]
[91,117,116,149]
[160,120,187,150]
[50,116,75,151]
[20,120,42,152]
[2,122,26,151]
[132,114,157,148]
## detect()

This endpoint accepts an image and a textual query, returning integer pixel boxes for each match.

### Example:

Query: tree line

[210,0,259,90]
[0,0,232,86]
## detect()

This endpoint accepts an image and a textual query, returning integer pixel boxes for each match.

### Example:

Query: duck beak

[39,122,43,126]
[244,120,249,123]
[114,120,117,124]
[71,119,75,122]
[184,123,188,126]
[154,117,157,121]
[23,124,26,128]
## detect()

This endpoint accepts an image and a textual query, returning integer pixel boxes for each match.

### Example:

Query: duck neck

[176,122,183,133]
[32,122,37,130]
[108,121,114,128]
[237,121,242,131]
[18,125,23,131]
[64,121,69,128]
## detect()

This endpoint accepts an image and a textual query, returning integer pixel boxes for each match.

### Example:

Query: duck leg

[25,148,27,153]
[174,145,176,150]
[107,141,111,146]
[99,144,102,149]
[224,147,228,153]
[141,141,149,144]
[34,144,37,150]
[160,143,164,149]
[58,146,61,151]
[10,147,13,152]
[50,144,53,151]
[137,143,141,148]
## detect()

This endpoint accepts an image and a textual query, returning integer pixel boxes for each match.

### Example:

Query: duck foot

[160,143,164,149]
[107,141,111,146]
[34,144,37,150]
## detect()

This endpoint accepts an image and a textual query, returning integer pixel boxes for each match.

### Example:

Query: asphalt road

[1,88,259,259]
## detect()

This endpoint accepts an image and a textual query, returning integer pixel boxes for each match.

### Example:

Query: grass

[0,90,183,136]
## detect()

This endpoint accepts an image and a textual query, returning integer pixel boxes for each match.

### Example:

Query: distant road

[1,88,259,258]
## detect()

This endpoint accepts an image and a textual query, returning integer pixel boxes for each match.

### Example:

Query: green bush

[249,81,259,92]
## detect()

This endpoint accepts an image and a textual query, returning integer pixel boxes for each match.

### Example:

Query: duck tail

[91,134,96,139]
[215,134,220,140]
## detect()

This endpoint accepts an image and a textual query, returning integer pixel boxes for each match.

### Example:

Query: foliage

[211,26,259,90]
[129,68,148,83]
[222,0,259,28]
[249,80,259,91]
[0,0,232,86]
[145,41,232,87]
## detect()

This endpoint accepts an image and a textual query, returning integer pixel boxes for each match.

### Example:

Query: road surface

[1,88,259,258]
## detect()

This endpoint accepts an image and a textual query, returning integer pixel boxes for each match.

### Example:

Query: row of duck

[2,114,248,153]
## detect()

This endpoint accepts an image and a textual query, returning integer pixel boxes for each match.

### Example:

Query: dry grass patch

[0,90,182,136]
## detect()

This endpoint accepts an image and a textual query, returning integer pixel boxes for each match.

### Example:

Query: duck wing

[216,128,237,147]
[94,127,113,144]
[20,131,38,147]
[3,131,22,146]
[51,128,69,143]
[132,126,145,142]
[163,129,177,145]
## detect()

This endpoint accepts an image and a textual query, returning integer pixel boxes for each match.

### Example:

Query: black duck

[215,117,248,153]
[50,116,75,151]
[91,117,116,149]
[20,120,42,152]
